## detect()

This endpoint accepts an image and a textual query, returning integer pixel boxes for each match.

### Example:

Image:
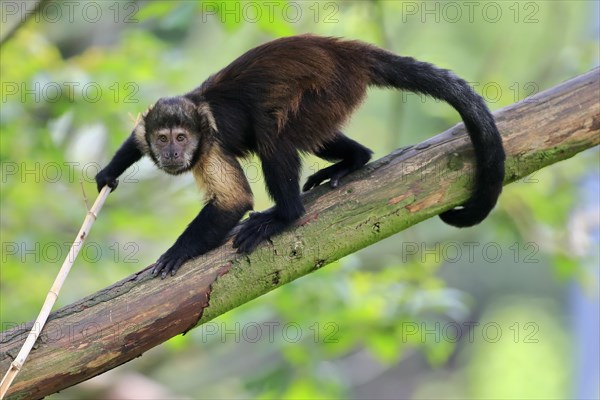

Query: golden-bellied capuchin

[96,34,505,278]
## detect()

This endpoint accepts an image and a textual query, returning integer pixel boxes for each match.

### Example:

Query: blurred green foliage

[0,1,598,399]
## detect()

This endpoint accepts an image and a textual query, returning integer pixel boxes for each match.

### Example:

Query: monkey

[95,34,505,278]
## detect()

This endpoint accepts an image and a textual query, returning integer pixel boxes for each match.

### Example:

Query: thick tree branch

[1,69,599,399]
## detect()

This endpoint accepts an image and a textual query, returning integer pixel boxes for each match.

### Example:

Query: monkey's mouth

[161,162,187,175]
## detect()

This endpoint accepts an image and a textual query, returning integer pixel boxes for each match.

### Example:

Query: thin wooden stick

[0,186,112,399]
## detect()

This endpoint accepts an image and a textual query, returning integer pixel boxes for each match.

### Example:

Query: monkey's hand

[233,211,288,253]
[95,169,119,193]
[151,244,192,279]
[303,164,350,191]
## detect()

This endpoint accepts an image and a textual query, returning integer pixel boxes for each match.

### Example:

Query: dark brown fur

[192,35,374,155]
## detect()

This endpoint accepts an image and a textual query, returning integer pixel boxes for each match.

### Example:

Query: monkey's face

[149,127,199,174]
[144,97,202,175]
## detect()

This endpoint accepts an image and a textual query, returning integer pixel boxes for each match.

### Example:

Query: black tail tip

[440,181,503,227]
[439,206,489,228]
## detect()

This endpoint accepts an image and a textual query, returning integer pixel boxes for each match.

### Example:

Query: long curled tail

[368,48,505,227]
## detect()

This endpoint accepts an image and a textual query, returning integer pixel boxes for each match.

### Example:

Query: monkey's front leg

[151,201,247,278]
[96,134,143,192]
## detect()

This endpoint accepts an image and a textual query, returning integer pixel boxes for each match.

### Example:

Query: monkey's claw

[302,165,350,191]
[151,248,189,279]
[233,211,285,253]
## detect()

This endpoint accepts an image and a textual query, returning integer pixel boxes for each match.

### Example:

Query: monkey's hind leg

[303,132,372,191]
[233,149,305,253]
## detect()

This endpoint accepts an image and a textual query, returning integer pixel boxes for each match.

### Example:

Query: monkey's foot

[151,245,192,279]
[233,211,287,253]
[303,164,353,191]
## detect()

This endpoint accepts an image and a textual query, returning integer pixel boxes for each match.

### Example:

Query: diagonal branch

[1,69,599,399]
[0,0,52,47]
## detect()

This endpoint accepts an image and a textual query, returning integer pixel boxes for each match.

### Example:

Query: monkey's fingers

[303,167,334,191]
[151,260,166,278]
[108,179,119,191]
[96,178,119,193]
[233,227,263,253]
[327,168,353,188]
[233,212,273,253]
[151,254,185,279]
[303,165,351,191]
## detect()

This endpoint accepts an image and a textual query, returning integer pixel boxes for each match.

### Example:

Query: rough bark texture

[1,69,599,399]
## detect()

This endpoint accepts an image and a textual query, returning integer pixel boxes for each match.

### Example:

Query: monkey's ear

[132,105,152,154]
[138,106,152,125]
[197,102,219,133]
[129,103,153,126]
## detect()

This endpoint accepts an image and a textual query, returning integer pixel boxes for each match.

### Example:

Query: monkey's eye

[176,134,187,142]
[158,135,168,143]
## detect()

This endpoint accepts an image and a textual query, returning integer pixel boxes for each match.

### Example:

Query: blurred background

[1,1,598,399]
